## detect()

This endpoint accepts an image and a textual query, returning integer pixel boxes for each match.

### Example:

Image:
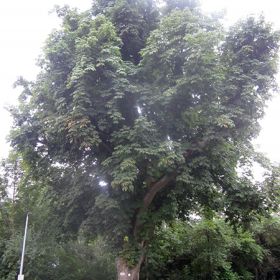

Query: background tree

[0,154,116,280]
[9,0,280,279]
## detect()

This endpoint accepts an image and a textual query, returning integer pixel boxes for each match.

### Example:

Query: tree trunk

[116,257,142,280]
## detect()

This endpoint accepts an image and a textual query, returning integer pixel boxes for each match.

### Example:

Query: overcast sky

[0,0,279,163]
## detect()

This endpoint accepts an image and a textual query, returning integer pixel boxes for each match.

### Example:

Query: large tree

[10,1,280,279]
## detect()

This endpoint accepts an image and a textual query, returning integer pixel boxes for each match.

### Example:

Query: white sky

[0,0,279,164]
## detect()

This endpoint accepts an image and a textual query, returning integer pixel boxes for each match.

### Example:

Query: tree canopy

[5,0,280,279]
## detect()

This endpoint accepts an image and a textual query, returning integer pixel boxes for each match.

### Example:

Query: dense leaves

[3,0,280,278]
[143,218,264,279]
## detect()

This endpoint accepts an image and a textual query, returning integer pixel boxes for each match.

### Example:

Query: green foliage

[253,217,280,279]
[0,233,116,280]
[6,0,280,277]
[26,238,116,280]
[93,0,159,64]
[143,218,264,280]
[0,156,116,279]
[163,0,200,12]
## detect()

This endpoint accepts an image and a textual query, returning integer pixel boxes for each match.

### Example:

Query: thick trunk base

[117,258,140,280]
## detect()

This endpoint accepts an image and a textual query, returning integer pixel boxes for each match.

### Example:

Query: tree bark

[117,257,143,280]
[133,173,176,237]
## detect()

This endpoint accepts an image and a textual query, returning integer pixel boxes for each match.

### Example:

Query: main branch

[133,173,176,237]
